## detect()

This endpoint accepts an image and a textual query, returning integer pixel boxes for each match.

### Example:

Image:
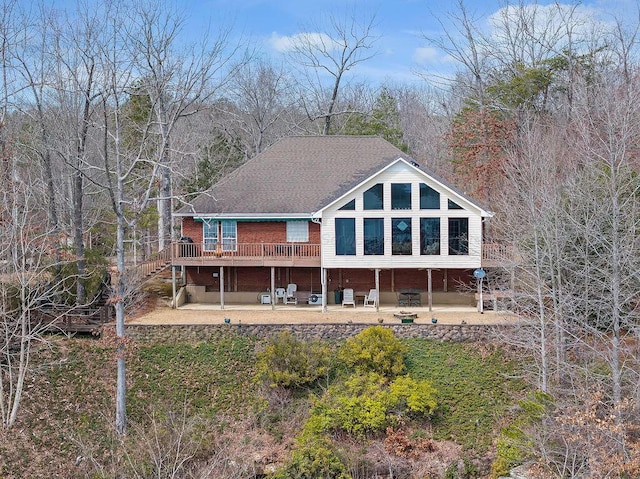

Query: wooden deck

[482,243,518,267]
[171,241,322,267]
[36,304,114,335]
[171,241,515,268]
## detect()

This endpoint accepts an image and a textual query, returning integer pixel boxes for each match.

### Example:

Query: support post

[444,268,448,292]
[427,268,433,312]
[171,265,177,309]
[271,266,275,310]
[477,277,484,314]
[321,267,327,312]
[375,268,380,312]
[219,266,225,310]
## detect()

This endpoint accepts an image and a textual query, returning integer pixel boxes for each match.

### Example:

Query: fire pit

[394,311,417,323]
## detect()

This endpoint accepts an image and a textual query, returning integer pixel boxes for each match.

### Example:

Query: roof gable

[316,158,492,217]
[177,136,491,218]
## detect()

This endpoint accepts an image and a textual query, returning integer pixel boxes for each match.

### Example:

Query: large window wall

[332,181,473,258]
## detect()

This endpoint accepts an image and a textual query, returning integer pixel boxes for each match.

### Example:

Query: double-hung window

[203,220,237,252]
[203,220,219,251]
[221,221,237,251]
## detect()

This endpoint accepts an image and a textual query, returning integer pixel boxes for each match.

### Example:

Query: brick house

[172,136,494,310]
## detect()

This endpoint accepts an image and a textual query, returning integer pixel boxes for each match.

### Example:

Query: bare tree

[288,11,380,135]
[492,66,640,479]
[226,59,297,156]
[422,0,491,104]
[48,5,106,305]
[82,0,245,434]
[0,146,62,429]
[125,2,244,250]
[9,3,63,275]
[389,83,451,174]
[495,116,576,391]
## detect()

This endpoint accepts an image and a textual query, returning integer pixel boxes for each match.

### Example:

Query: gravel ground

[127,302,517,326]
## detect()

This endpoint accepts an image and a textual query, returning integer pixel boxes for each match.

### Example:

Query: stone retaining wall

[126,322,519,343]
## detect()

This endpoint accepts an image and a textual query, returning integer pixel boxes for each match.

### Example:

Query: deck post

[443,268,448,292]
[219,266,225,310]
[321,267,327,312]
[271,266,275,310]
[375,268,380,312]
[427,268,433,312]
[171,265,177,309]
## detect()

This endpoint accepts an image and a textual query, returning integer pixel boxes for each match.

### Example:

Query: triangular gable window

[420,184,440,209]
[448,199,464,210]
[338,199,356,210]
[364,183,384,210]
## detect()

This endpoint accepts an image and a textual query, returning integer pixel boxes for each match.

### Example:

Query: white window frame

[286,221,309,242]
[221,221,237,251]
[203,220,237,252]
[203,219,219,251]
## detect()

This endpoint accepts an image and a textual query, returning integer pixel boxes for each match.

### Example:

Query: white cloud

[488,3,611,50]
[412,46,439,64]
[268,32,336,53]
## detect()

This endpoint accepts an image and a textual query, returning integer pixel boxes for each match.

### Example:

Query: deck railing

[172,241,321,260]
[135,247,172,277]
[172,241,515,265]
[482,243,519,265]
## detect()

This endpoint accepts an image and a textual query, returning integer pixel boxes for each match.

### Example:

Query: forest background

[1,0,640,477]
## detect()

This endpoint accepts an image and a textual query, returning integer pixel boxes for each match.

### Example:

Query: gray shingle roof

[177,135,488,216]
[178,136,409,216]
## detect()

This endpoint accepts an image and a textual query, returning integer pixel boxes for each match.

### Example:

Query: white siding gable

[318,160,488,269]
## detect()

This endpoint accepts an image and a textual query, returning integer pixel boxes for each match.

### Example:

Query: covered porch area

[173,265,478,312]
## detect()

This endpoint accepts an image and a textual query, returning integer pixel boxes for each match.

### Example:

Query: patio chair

[363,289,378,308]
[275,287,286,304]
[284,283,297,305]
[342,288,355,308]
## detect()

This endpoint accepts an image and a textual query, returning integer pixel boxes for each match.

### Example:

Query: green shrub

[327,373,390,436]
[304,372,437,438]
[490,432,523,478]
[271,435,352,479]
[490,391,552,478]
[256,331,332,389]
[388,375,438,417]
[338,326,406,377]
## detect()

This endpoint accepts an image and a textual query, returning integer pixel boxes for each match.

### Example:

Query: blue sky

[184,0,502,84]
[180,0,638,86]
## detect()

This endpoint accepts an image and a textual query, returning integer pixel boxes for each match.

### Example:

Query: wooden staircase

[135,247,172,279]
[35,248,174,334]
[37,275,115,334]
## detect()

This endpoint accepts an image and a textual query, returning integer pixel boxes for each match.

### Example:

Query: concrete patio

[128,302,517,326]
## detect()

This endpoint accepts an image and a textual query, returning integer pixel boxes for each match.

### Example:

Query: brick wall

[325,268,466,292]
[180,219,320,245]
[239,222,285,243]
[181,217,202,242]
[186,266,218,287]
[236,267,272,291]
[185,266,323,292]
[282,267,322,291]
